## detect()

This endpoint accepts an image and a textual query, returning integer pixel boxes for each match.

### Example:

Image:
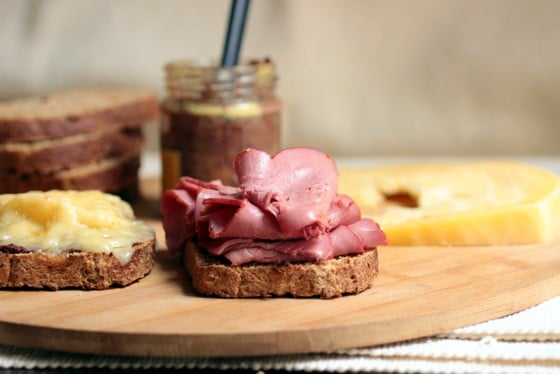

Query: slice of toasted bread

[0,239,155,290]
[0,89,158,142]
[184,242,379,299]
[0,127,143,174]
[0,151,141,195]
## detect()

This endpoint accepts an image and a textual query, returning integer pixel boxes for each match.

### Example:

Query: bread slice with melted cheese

[338,161,560,246]
[0,190,156,289]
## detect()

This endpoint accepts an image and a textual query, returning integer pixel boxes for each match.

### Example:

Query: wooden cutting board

[1,179,560,358]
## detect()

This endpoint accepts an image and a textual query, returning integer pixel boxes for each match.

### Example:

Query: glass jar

[160,58,282,190]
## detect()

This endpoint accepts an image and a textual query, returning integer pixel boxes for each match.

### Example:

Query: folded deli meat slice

[161,148,387,265]
[204,221,387,265]
[234,147,338,234]
[203,193,362,241]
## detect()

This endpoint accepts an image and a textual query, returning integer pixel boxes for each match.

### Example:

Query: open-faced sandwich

[0,190,156,290]
[161,147,387,298]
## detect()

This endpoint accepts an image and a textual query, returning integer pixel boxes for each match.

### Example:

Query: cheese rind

[0,190,154,264]
[338,161,560,246]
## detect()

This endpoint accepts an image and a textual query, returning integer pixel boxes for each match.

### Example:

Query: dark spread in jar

[160,58,282,188]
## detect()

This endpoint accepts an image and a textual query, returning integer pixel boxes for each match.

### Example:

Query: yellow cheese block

[338,161,560,246]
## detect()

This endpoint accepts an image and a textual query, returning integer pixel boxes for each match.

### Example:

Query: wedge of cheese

[338,161,560,246]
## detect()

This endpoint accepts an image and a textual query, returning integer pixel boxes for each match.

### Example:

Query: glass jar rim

[164,57,277,100]
[165,57,275,77]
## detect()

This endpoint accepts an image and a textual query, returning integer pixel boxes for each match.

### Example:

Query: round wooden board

[1,180,560,357]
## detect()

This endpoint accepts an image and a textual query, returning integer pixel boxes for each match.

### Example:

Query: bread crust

[184,242,379,299]
[0,151,140,194]
[0,239,156,290]
[0,89,155,198]
[0,127,143,174]
[0,89,158,142]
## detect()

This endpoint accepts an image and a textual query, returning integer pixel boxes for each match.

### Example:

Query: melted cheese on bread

[0,190,154,264]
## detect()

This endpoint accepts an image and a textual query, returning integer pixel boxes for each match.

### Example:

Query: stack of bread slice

[0,89,158,198]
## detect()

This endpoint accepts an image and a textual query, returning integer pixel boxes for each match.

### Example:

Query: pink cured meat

[203,219,385,265]
[234,148,339,235]
[160,176,235,254]
[160,147,387,265]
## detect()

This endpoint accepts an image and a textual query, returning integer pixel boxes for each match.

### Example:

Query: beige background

[1,0,559,157]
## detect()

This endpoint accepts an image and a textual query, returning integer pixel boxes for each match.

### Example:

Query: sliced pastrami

[202,218,386,265]
[234,147,338,234]
[160,148,387,262]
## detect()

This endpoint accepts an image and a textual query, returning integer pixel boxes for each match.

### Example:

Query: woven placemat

[2,296,560,373]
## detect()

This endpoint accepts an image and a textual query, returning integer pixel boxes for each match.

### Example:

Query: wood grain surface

[0,179,559,358]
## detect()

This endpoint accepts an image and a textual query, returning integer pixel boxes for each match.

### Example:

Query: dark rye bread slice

[184,242,379,299]
[0,127,143,174]
[0,89,158,142]
[0,239,156,290]
[0,151,141,194]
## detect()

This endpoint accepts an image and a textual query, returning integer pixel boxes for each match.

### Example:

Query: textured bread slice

[0,239,155,290]
[0,89,158,142]
[0,127,143,174]
[0,150,141,194]
[184,242,379,299]
[0,190,156,290]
